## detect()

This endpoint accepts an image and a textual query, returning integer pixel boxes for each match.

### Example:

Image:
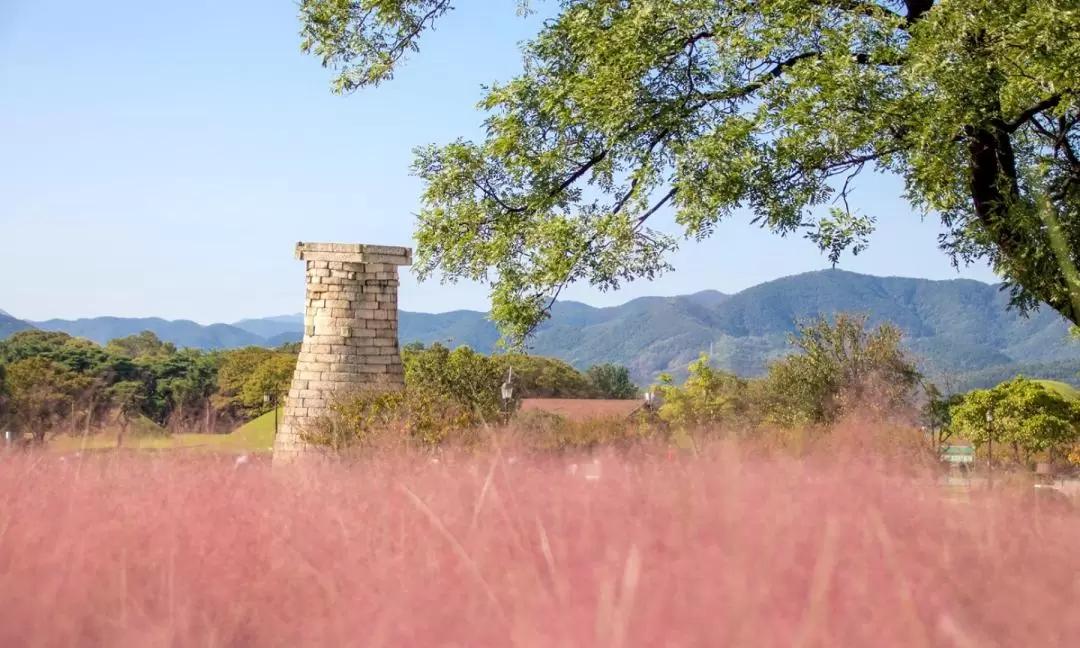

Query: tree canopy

[299,0,1080,344]
[757,313,922,426]
[949,376,1080,462]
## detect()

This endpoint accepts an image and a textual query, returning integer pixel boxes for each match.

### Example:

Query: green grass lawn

[48,408,282,454]
[1035,380,1080,401]
[211,407,281,453]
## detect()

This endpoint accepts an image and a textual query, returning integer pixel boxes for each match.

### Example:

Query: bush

[301,385,490,454]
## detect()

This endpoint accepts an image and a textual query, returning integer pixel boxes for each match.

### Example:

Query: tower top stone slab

[294,242,412,266]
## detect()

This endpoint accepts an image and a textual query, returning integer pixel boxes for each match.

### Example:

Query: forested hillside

[6,270,1079,385]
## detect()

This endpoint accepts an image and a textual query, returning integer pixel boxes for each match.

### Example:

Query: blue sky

[0,0,999,324]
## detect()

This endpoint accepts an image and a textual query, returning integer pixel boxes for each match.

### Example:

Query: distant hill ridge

[4,269,1080,387]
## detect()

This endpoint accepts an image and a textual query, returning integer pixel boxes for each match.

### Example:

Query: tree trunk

[962,38,1079,327]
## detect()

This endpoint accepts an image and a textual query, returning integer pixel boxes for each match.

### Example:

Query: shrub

[301,385,490,454]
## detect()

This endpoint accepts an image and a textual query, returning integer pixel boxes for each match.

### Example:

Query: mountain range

[4,269,1080,391]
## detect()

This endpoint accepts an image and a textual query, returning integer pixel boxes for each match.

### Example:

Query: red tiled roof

[517,398,642,422]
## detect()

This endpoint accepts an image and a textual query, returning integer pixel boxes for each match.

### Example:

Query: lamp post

[500,367,514,425]
[985,409,994,489]
[500,381,514,425]
[264,393,279,439]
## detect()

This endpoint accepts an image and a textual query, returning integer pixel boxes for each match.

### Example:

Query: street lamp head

[986,410,993,423]
[263,393,271,405]
[501,381,513,402]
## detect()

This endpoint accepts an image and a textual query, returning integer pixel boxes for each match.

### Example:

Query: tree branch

[634,188,678,230]
[829,1,905,22]
[697,52,822,103]
[1000,95,1062,133]
[473,178,526,214]
[553,149,608,195]
[538,185,679,325]
[694,51,892,105]
[611,129,672,215]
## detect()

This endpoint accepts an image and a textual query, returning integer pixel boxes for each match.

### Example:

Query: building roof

[517,398,643,422]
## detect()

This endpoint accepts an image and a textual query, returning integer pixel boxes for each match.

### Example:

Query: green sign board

[940,445,975,464]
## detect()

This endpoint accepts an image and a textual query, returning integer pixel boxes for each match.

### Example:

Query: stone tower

[273,242,412,463]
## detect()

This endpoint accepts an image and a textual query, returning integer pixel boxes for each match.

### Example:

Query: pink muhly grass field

[0,444,1077,647]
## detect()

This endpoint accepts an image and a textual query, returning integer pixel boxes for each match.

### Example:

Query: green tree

[240,353,298,413]
[4,357,84,444]
[0,330,120,375]
[152,349,221,432]
[404,343,503,420]
[0,363,10,431]
[949,376,1080,465]
[586,363,638,399]
[108,380,148,448]
[104,331,177,361]
[215,347,278,418]
[0,329,144,435]
[656,353,750,429]
[921,381,964,451]
[490,352,596,398]
[402,341,426,353]
[276,341,302,354]
[758,313,922,427]
[299,0,1080,343]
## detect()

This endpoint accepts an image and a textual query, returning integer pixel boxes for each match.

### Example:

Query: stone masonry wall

[272,242,412,463]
